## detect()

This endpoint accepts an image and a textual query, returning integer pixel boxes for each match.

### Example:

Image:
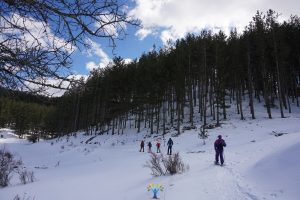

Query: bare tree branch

[0,0,139,94]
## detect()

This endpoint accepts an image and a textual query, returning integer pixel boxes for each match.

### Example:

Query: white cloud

[124,58,133,64]
[84,39,133,71]
[0,13,75,53]
[1,13,78,96]
[135,28,153,40]
[24,75,88,97]
[84,39,112,71]
[86,61,99,71]
[94,13,127,38]
[130,0,300,44]
[160,29,180,46]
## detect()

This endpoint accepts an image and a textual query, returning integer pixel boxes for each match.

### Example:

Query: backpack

[214,139,225,149]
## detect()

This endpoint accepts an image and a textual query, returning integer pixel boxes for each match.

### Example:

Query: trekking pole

[223,149,225,165]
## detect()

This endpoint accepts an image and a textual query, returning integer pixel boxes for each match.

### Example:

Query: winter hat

[218,135,222,139]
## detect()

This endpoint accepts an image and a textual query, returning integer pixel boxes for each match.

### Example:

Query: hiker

[156,141,161,153]
[167,138,173,155]
[140,140,145,152]
[214,135,226,165]
[148,141,152,152]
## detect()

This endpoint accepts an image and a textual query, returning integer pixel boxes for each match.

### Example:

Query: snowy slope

[1,105,300,200]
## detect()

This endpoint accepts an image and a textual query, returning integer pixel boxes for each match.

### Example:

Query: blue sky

[70,0,300,76]
[71,25,163,75]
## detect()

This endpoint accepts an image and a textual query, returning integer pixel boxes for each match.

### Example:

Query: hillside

[1,103,300,200]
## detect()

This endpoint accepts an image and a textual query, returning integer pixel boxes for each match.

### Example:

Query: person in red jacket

[156,141,161,153]
[214,135,226,165]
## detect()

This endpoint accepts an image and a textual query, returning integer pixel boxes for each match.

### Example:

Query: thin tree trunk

[239,85,244,120]
[156,104,160,134]
[222,88,227,120]
[188,53,194,127]
[177,100,181,135]
[247,49,255,119]
[163,95,166,135]
[273,34,284,118]
[150,106,154,134]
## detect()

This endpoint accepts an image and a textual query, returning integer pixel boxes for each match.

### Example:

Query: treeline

[1,10,300,138]
[54,10,300,136]
[0,88,58,138]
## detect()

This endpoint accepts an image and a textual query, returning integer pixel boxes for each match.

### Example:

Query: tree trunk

[239,85,244,120]
[273,32,284,118]
[177,100,181,135]
[247,49,255,119]
[188,54,194,127]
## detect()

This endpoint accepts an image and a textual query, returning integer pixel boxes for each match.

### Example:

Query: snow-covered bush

[12,194,35,200]
[27,134,38,143]
[145,153,165,176]
[19,170,35,184]
[145,152,188,176]
[163,152,187,175]
[0,147,35,187]
[0,148,22,187]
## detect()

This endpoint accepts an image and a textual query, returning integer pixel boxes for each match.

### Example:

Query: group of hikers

[139,138,174,155]
[139,135,226,165]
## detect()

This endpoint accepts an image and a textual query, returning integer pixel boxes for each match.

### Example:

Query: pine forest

[1,10,300,139]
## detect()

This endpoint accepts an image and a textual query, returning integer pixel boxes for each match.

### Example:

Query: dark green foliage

[1,10,300,137]
[0,89,57,139]
[27,135,38,143]
[54,10,300,136]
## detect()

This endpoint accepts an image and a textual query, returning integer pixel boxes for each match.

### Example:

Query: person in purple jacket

[214,135,226,165]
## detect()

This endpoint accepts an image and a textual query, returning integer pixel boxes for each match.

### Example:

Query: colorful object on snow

[147,183,164,199]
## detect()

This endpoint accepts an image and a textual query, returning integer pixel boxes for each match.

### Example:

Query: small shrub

[13,195,21,200]
[19,171,27,185]
[182,125,196,131]
[144,153,164,176]
[145,152,188,176]
[27,135,38,143]
[163,153,187,175]
[204,123,220,129]
[199,125,208,145]
[19,170,35,184]
[0,148,22,187]
[13,194,35,200]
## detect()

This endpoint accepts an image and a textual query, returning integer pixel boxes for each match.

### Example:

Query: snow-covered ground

[1,105,300,200]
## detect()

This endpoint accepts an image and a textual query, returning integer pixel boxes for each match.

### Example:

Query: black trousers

[215,149,224,164]
[140,146,144,152]
[167,146,172,155]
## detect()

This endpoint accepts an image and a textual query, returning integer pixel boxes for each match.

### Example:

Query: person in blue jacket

[167,138,173,155]
[148,141,152,153]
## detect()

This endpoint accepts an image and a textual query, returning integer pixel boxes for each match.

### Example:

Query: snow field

[1,105,300,200]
